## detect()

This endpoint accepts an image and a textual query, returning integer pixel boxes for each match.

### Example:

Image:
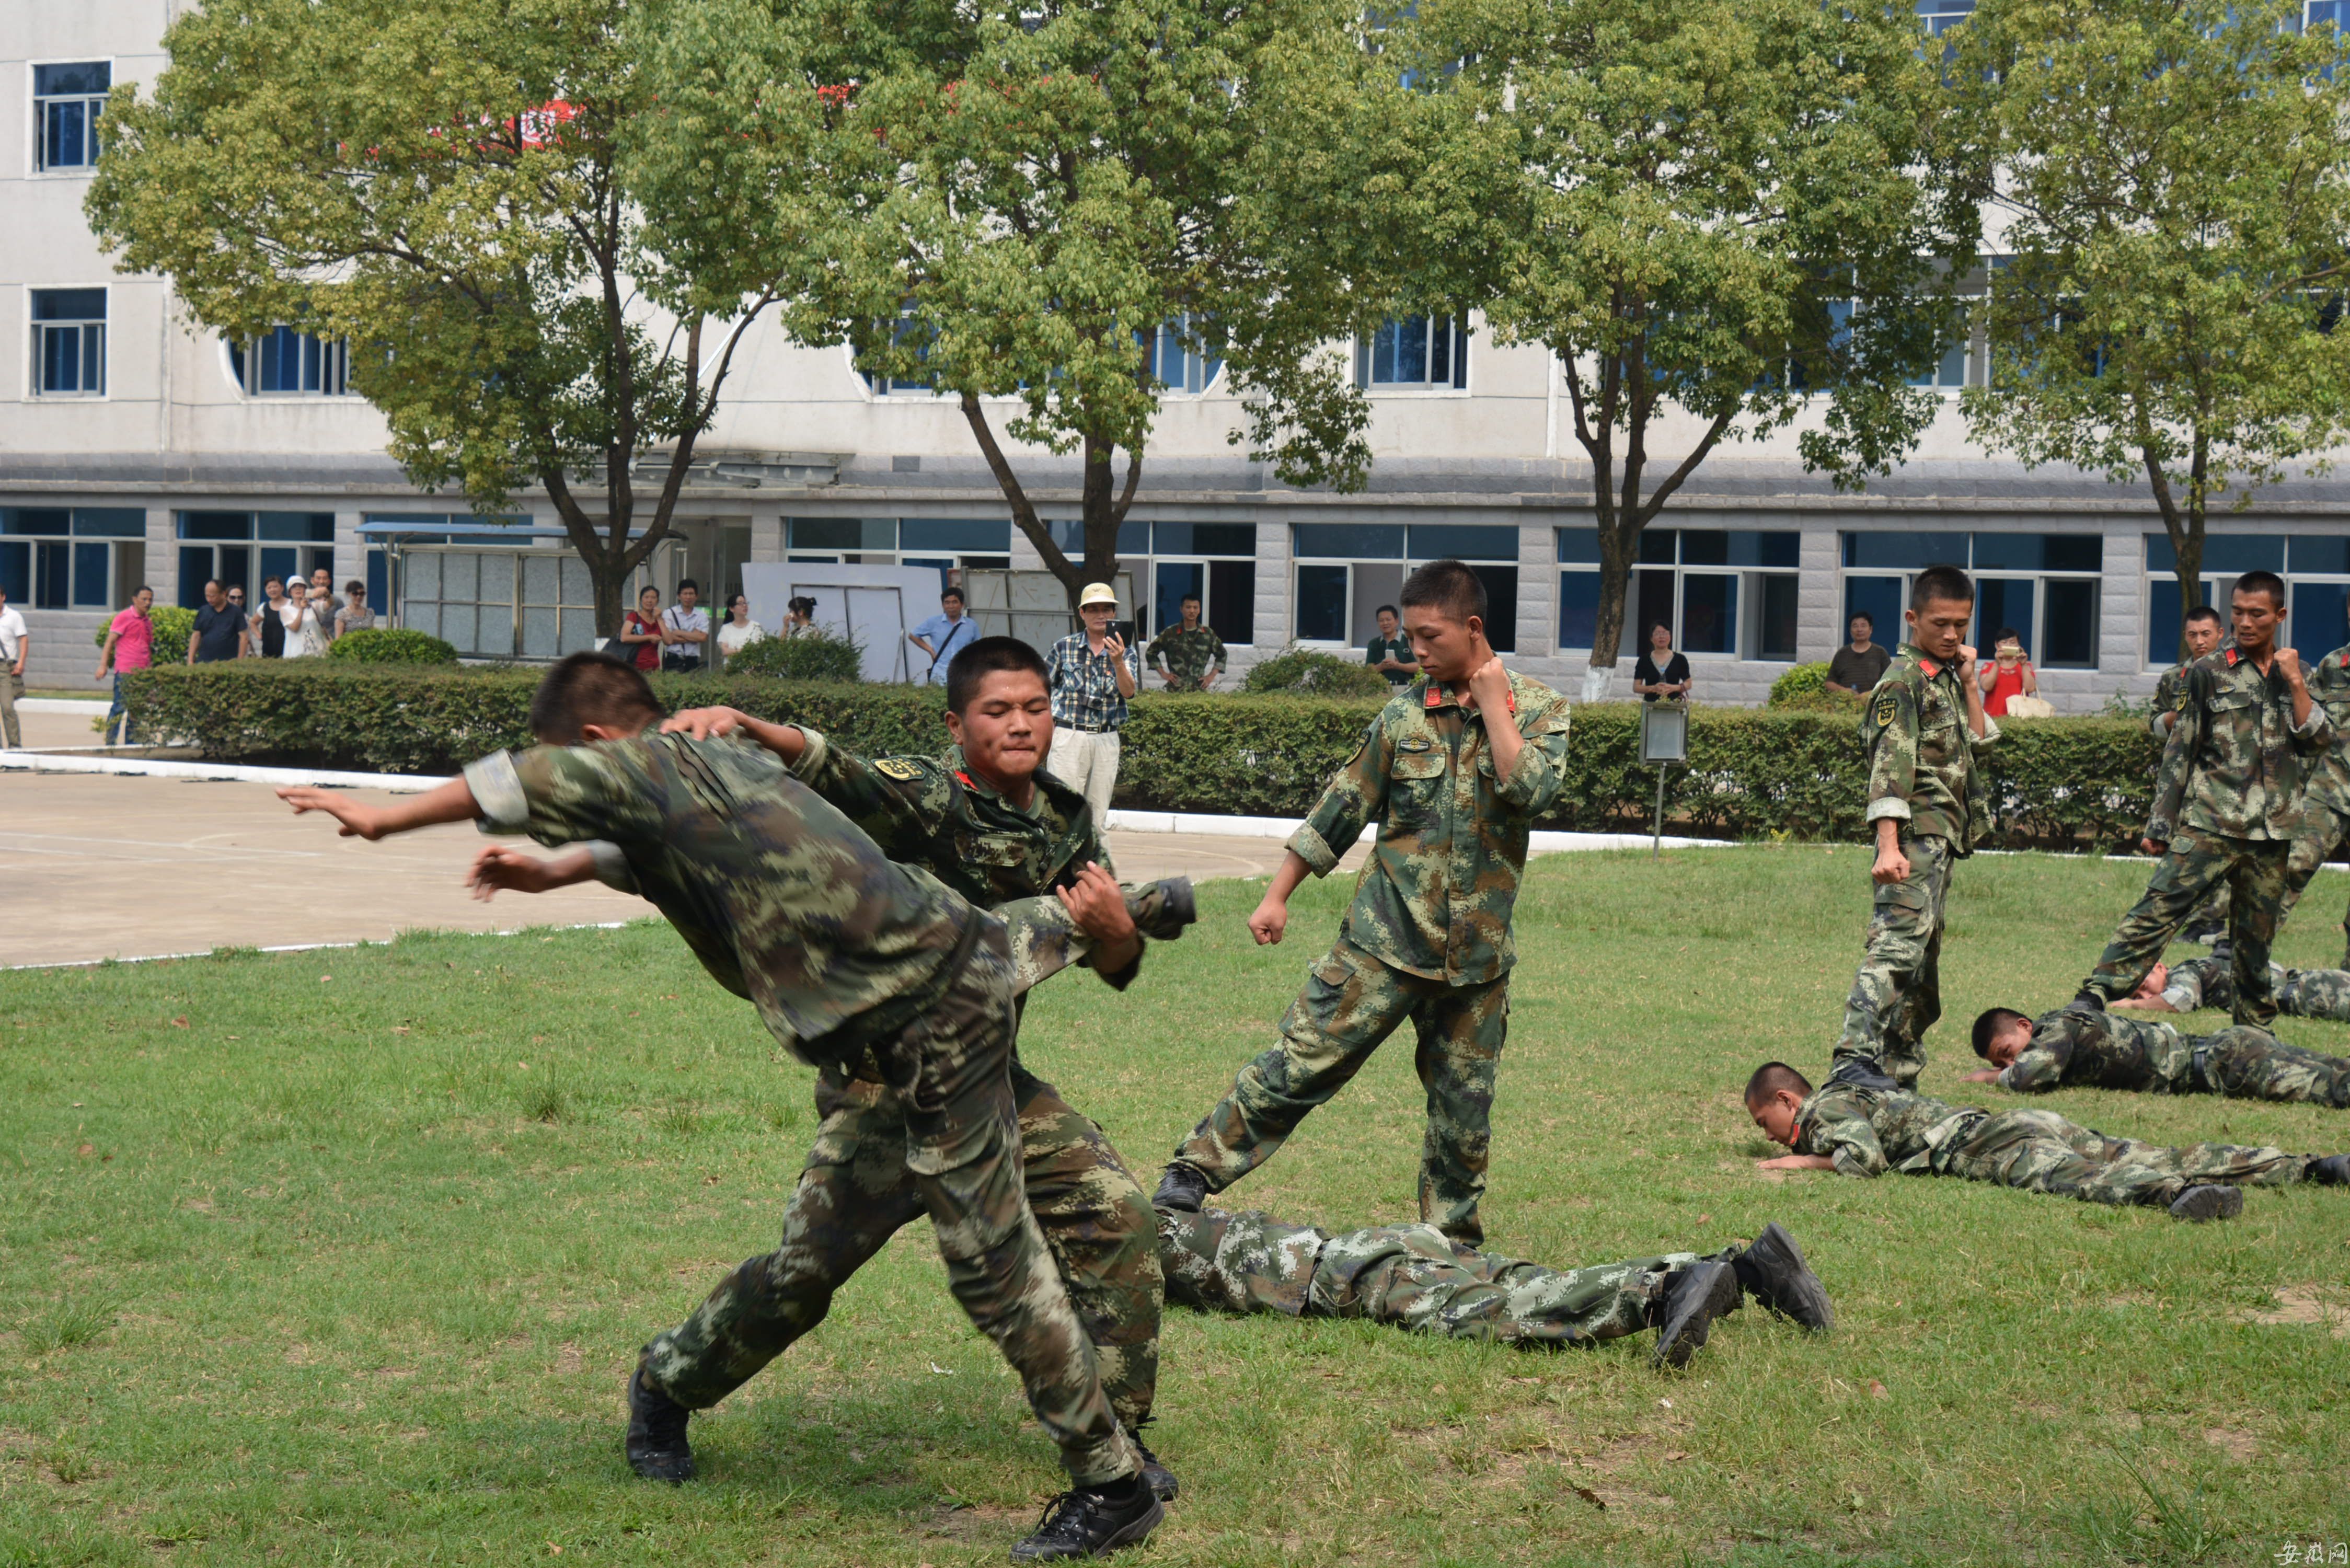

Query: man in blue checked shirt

[1045,582,1143,823]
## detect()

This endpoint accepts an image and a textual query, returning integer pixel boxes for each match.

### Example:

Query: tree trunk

[2135,404,2207,665]
[1589,524,1633,674]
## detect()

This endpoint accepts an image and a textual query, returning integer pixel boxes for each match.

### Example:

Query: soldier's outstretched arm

[281,777,480,840]
[996,872,1196,995]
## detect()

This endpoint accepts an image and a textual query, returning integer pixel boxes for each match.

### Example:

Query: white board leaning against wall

[738,562,948,684]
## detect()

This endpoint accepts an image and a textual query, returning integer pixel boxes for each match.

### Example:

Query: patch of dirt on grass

[2242,1284,2350,1337]
[2202,1426,2259,1461]
[918,1499,1035,1543]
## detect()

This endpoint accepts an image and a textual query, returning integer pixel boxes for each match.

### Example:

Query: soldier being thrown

[648,636,1185,1501]
[1156,1207,1831,1368]
[1153,559,1574,1246]
[276,652,1162,1563]
[1744,1059,2350,1222]
[1965,1000,2350,1109]
[1833,564,1995,1089]
[2073,571,2329,1027]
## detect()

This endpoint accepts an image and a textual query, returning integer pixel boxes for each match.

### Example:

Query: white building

[7,3,2347,701]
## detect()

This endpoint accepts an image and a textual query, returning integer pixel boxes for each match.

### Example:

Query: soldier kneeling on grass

[1744,1059,2350,1223]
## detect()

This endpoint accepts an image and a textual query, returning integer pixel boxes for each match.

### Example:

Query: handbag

[2003,695,2055,719]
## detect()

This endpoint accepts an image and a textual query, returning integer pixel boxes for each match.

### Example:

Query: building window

[399,548,602,658]
[859,310,938,396]
[173,511,333,608]
[1295,522,1517,651]
[229,328,351,397]
[31,288,106,398]
[1558,528,1800,660]
[1840,531,2103,670]
[34,62,109,172]
[789,516,1013,593]
[1355,316,1468,391]
[1,507,144,610]
[2145,533,2350,667]
[1140,521,1255,646]
[1144,317,1222,395]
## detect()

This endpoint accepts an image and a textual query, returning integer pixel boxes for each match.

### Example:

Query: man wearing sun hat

[1044,582,1144,824]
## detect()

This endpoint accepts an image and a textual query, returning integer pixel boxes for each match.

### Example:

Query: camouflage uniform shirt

[2149,643,2331,843]
[1288,670,1573,985]
[2148,665,2190,742]
[463,733,973,1067]
[1792,1067,1985,1178]
[1996,1005,2192,1094]
[788,730,1107,908]
[1861,644,1999,852]
[2302,643,2350,816]
[1144,625,1228,689]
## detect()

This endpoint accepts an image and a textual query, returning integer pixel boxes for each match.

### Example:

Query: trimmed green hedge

[118,663,2165,847]
[328,627,460,664]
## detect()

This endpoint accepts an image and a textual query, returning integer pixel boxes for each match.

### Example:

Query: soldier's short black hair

[530,651,665,743]
[1910,564,1974,612]
[2234,570,2286,609]
[1971,1007,2031,1059]
[946,635,1049,716]
[1401,559,1487,625]
[1743,1061,1813,1105]
[2183,605,2222,629]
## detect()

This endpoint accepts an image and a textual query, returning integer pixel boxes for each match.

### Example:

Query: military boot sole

[2168,1184,2243,1223]
[1653,1260,1741,1370]
[1151,1164,1206,1213]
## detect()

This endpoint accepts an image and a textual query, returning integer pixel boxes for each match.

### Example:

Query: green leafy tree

[626,0,1374,607]
[1262,0,1976,690]
[1952,0,2350,652]
[85,0,778,635]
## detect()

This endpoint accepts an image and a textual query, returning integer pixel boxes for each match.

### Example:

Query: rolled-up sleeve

[1997,1046,2062,1093]
[1493,704,1572,815]
[1800,1109,1886,1178]
[468,741,666,849]
[1968,715,2001,755]
[464,751,531,835]
[1288,717,1389,876]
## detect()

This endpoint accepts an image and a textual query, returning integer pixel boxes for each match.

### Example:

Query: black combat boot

[2168,1183,2243,1222]
[1127,877,1196,939]
[2070,989,2106,1013]
[1010,1474,1164,1561]
[2307,1154,2350,1186]
[1152,1163,1207,1213]
[1131,1434,1179,1503]
[1727,1222,1835,1333]
[1651,1260,1742,1369]
[625,1366,695,1483]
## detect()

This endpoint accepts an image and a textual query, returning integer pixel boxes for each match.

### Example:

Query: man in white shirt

[908,585,980,686]
[661,580,711,673]
[0,584,27,749]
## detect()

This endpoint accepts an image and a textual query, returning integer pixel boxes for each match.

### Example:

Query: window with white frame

[174,511,333,608]
[788,517,1013,592]
[1840,531,2103,670]
[1558,528,1800,660]
[1055,519,1257,644]
[1144,317,1222,395]
[2143,534,2350,667]
[229,327,352,397]
[1294,522,1517,651]
[1355,316,1468,391]
[34,62,109,172]
[859,309,938,396]
[0,507,143,610]
[31,288,106,398]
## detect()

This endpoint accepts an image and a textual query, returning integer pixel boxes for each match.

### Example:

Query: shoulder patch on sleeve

[1873,692,1898,727]
[874,757,926,781]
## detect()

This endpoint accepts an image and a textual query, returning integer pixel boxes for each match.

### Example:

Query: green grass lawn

[6,846,2349,1566]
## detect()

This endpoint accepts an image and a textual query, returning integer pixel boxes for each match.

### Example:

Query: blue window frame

[230,327,350,397]
[34,62,110,172]
[31,288,106,397]
[1356,316,1468,390]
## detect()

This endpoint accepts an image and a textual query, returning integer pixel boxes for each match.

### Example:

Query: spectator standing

[1976,629,2038,718]
[1147,592,1228,690]
[308,567,342,640]
[716,594,765,664]
[1825,613,1892,694]
[1044,582,1142,823]
[188,579,249,664]
[1363,603,1417,687]
[280,580,329,658]
[226,586,247,651]
[251,577,289,660]
[661,580,710,673]
[784,595,819,638]
[620,585,664,672]
[1632,621,1692,703]
[0,584,26,749]
[95,585,156,745]
[908,585,979,686]
[335,580,375,639]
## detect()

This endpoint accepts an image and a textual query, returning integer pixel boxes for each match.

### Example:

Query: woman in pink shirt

[95,585,156,745]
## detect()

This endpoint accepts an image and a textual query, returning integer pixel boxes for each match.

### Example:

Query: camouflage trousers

[636,931,1137,1486]
[1171,939,1508,1246]
[2083,832,2289,1027]
[1834,833,1953,1089]
[1156,1207,1701,1347]
[1930,1105,2313,1208]
[2280,798,2350,955]
[2188,1024,2350,1108]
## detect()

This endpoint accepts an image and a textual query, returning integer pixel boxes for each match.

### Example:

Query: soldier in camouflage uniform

[2077,574,2329,1028]
[1155,562,1573,1246]
[1746,1059,2350,1221]
[2127,952,2350,1039]
[2151,606,2230,940]
[1835,566,1996,1088]
[281,652,1165,1560]
[653,636,1187,1501]
[1144,594,1228,691]
[1156,1206,1832,1366]
[1967,1000,2350,1108]
[2277,632,2350,962]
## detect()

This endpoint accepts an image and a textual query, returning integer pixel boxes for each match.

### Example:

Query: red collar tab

[1918,658,1941,678]
[954,770,976,789]
[1425,684,1516,714]
[2224,648,2241,667]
